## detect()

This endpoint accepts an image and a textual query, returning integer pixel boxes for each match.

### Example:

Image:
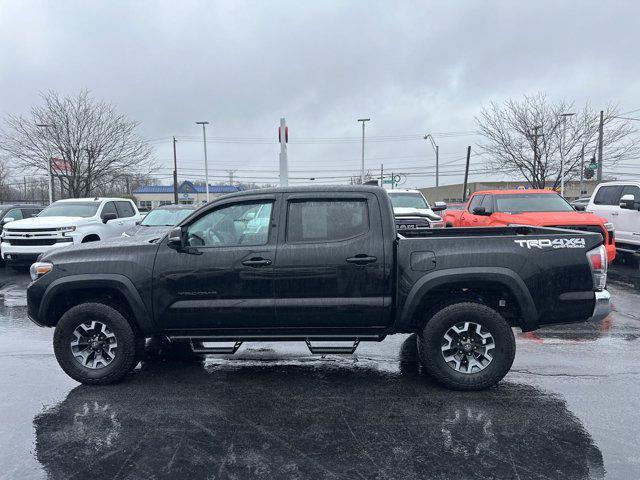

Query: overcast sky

[1,0,639,189]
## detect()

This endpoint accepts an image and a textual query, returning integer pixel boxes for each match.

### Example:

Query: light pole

[36,123,54,204]
[424,134,439,200]
[357,118,370,184]
[195,121,210,202]
[558,113,575,197]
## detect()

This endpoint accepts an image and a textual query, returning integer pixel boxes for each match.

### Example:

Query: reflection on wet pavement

[33,352,604,480]
[1,268,640,479]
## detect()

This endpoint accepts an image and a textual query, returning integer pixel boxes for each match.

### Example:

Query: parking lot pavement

[0,268,639,480]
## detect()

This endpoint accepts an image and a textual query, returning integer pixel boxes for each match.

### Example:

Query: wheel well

[46,287,140,334]
[81,234,101,243]
[411,281,522,330]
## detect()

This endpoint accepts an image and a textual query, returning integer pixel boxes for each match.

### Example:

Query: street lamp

[195,121,210,202]
[558,113,575,197]
[424,134,439,200]
[357,118,370,184]
[36,123,54,204]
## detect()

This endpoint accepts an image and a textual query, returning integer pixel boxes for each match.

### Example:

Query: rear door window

[287,199,369,243]
[593,186,624,205]
[115,201,136,218]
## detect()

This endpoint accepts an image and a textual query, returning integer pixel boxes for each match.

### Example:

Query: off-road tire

[53,302,139,385]
[417,302,515,390]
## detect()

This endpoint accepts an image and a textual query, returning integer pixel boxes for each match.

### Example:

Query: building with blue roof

[133,180,243,210]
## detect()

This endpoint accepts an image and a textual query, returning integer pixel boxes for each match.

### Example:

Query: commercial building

[420,180,600,203]
[133,180,242,210]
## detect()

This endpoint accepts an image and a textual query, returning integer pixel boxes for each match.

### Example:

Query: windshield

[495,194,575,213]
[38,202,100,218]
[141,208,194,226]
[388,192,429,209]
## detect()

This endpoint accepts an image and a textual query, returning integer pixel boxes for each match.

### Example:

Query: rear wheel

[53,303,139,385]
[417,302,515,390]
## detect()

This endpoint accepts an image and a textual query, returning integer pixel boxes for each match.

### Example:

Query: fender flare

[397,267,539,332]
[39,274,156,334]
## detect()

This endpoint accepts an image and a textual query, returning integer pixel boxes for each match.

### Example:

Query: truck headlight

[30,262,53,281]
[58,226,76,232]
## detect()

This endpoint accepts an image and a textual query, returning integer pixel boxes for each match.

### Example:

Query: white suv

[587,181,640,256]
[1,198,142,265]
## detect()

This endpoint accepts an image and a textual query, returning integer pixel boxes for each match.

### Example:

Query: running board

[305,338,360,355]
[190,340,243,354]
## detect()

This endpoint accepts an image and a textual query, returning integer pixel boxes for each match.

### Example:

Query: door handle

[346,254,377,265]
[611,212,619,216]
[242,257,272,267]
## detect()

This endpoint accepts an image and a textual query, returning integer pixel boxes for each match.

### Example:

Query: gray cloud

[1,0,638,189]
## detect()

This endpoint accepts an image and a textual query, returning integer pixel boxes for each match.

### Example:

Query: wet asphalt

[0,267,639,480]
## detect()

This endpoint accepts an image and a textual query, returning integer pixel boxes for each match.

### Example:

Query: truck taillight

[587,245,607,291]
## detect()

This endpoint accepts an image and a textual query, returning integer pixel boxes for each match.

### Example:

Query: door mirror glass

[101,212,117,223]
[620,194,638,210]
[167,227,184,249]
[432,201,447,212]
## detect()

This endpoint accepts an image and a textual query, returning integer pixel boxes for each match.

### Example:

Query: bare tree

[0,90,155,198]
[476,93,637,189]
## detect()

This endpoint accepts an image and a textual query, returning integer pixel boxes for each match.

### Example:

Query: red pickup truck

[444,190,616,263]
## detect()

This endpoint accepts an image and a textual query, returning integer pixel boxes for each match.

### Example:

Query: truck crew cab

[27,186,610,390]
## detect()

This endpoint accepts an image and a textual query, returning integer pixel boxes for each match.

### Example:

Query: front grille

[6,238,60,246]
[4,227,57,233]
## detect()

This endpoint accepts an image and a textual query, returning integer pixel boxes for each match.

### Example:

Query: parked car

[587,181,640,257]
[27,186,610,390]
[387,189,446,230]
[444,190,616,263]
[0,204,44,265]
[122,204,197,237]
[570,197,591,210]
[1,198,142,265]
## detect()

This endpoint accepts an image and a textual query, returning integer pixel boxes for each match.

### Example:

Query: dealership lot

[0,266,639,480]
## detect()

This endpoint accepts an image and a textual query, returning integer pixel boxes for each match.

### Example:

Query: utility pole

[23,177,27,201]
[462,146,471,202]
[559,113,576,197]
[380,164,384,188]
[195,121,210,202]
[580,145,585,196]
[172,136,179,204]
[597,110,604,181]
[423,134,439,200]
[36,123,54,204]
[357,118,370,184]
[279,118,289,187]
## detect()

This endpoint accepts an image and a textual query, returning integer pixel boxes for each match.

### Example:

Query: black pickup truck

[27,186,611,390]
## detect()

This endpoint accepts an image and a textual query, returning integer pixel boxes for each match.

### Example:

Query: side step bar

[190,340,243,354]
[305,338,360,355]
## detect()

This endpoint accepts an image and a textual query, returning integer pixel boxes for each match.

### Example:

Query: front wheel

[417,302,515,390]
[53,303,139,385]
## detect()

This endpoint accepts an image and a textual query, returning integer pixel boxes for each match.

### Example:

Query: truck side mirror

[167,227,184,249]
[472,206,490,216]
[620,194,638,210]
[432,202,447,212]
[574,204,586,211]
[101,212,117,224]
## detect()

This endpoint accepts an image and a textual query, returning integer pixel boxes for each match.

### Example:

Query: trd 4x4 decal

[514,238,586,250]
